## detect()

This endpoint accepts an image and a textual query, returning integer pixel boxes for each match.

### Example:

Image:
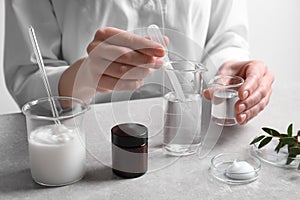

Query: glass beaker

[209,75,244,126]
[163,60,207,156]
[22,96,89,186]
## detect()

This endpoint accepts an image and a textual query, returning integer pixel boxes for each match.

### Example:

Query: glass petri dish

[251,139,300,169]
[210,153,261,184]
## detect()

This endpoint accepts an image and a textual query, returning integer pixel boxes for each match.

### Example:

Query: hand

[204,60,274,125]
[59,27,166,102]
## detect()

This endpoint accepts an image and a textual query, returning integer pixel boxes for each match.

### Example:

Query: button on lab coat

[4,0,249,107]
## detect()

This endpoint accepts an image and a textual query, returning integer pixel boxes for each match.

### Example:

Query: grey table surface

[1,83,300,200]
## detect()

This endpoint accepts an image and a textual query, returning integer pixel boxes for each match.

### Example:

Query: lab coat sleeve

[202,0,249,77]
[4,0,68,108]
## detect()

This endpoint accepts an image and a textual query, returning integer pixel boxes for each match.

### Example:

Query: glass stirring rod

[28,26,61,125]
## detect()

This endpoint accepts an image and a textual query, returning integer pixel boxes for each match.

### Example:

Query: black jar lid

[111,123,148,148]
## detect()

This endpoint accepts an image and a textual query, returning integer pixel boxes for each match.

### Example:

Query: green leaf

[280,137,297,146]
[262,127,280,137]
[258,137,273,149]
[274,140,285,153]
[287,123,293,137]
[286,154,297,165]
[250,135,265,145]
[280,134,288,137]
[298,130,300,136]
[288,147,300,155]
[286,158,294,165]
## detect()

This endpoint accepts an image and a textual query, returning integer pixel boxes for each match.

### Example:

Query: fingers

[91,27,165,57]
[236,85,266,114]
[236,91,272,125]
[214,60,274,125]
[97,75,144,92]
[95,59,153,80]
[204,88,213,100]
[238,61,267,100]
[236,69,274,124]
[115,46,161,67]
[84,27,168,94]
[88,42,163,68]
[145,36,170,48]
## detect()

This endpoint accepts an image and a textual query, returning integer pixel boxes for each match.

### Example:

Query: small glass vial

[111,123,148,178]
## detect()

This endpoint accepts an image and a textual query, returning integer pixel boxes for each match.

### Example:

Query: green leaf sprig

[250,123,300,170]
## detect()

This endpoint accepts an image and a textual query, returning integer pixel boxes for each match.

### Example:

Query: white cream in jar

[28,124,86,186]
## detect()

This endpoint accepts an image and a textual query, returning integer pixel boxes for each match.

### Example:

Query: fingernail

[204,89,212,100]
[240,114,247,123]
[154,58,163,68]
[154,47,165,56]
[238,104,246,113]
[242,91,249,99]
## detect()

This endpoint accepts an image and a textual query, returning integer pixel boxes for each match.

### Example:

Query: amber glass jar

[111,123,148,178]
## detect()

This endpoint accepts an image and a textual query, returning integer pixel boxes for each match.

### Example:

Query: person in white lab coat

[4,0,274,125]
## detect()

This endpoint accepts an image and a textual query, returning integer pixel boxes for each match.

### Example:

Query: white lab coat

[4,0,249,107]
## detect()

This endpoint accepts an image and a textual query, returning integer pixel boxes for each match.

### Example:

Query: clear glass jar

[163,60,207,156]
[22,96,89,186]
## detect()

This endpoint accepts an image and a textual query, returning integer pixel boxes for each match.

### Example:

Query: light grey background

[1,0,300,114]
[0,0,20,114]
